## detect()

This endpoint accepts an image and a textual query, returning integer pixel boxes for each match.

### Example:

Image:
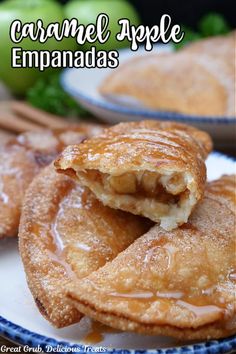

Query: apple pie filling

[76,169,195,230]
[107,172,183,203]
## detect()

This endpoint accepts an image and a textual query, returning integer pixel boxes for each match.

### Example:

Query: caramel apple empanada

[19,164,149,328]
[0,124,103,239]
[67,175,236,340]
[183,30,235,66]
[55,121,212,230]
[99,32,235,117]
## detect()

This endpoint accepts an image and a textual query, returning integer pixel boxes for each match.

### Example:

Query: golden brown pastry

[0,124,103,239]
[67,175,236,340]
[100,32,235,117]
[19,164,149,328]
[183,30,235,65]
[55,121,212,230]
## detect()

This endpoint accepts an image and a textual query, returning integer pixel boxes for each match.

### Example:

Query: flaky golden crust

[67,175,236,340]
[183,31,235,66]
[19,164,150,328]
[0,124,104,239]
[71,302,235,341]
[100,32,235,117]
[0,145,40,238]
[55,121,212,229]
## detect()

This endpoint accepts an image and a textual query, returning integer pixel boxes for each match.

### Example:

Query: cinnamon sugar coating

[19,164,150,328]
[56,121,212,230]
[67,175,236,340]
[0,124,103,239]
[100,32,235,117]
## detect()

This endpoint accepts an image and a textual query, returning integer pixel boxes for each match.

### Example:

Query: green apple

[0,0,76,95]
[64,0,140,51]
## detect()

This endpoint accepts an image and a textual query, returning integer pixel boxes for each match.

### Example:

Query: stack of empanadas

[19,163,150,327]
[18,120,236,342]
[99,32,235,117]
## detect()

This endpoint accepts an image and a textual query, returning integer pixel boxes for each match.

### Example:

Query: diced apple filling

[109,172,137,194]
[81,170,187,205]
[76,169,194,230]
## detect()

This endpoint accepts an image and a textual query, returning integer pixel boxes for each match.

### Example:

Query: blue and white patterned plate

[61,45,235,146]
[0,152,235,354]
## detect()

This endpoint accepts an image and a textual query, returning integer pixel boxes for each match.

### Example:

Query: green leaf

[173,13,231,51]
[27,72,89,118]
[173,26,201,50]
[198,13,231,37]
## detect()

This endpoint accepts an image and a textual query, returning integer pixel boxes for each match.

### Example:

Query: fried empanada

[67,175,236,340]
[19,164,150,328]
[0,124,103,239]
[99,32,235,117]
[183,30,235,66]
[55,121,212,230]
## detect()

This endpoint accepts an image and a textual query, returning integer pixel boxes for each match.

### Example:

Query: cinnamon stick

[0,113,43,133]
[11,101,69,129]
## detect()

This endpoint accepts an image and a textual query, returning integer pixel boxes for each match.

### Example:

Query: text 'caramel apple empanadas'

[99,31,235,117]
[67,175,236,340]
[0,123,103,239]
[19,164,150,328]
[55,120,212,231]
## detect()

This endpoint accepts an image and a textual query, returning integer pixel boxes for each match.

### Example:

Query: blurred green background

[0,0,234,117]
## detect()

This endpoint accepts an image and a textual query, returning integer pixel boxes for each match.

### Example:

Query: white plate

[61,46,236,146]
[0,152,235,353]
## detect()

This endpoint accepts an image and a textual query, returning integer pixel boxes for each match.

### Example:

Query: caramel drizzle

[47,187,94,277]
[107,290,224,320]
[229,272,236,281]
[46,187,76,277]
[143,243,177,271]
[82,321,119,345]
[176,300,223,318]
[0,183,8,204]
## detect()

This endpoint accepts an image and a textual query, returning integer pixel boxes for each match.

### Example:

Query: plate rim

[61,68,236,125]
[1,315,236,354]
[207,151,236,163]
[0,152,235,354]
